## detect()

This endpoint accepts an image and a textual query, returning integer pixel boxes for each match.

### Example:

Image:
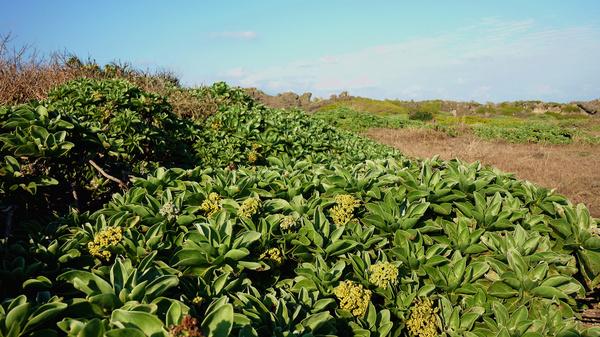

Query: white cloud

[222,67,246,78]
[314,76,377,91]
[206,19,600,102]
[209,31,257,40]
[319,55,339,64]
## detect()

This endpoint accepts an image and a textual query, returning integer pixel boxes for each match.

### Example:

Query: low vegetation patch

[314,105,600,145]
[472,123,577,144]
[313,107,424,132]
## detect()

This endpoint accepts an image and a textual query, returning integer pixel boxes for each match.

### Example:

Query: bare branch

[88,159,127,188]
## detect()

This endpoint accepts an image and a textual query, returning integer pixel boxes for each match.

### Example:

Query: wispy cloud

[208,31,257,40]
[216,19,600,102]
[222,67,246,78]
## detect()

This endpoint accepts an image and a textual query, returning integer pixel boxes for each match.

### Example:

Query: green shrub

[408,110,434,121]
[313,107,422,132]
[317,97,410,115]
[3,159,598,336]
[197,105,403,168]
[561,104,582,114]
[473,123,577,144]
[417,100,442,115]
[0,79,199,217]
[474,104,496,115]
[497,102,523,115]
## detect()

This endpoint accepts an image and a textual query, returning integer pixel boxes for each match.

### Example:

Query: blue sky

[2,1,600,102]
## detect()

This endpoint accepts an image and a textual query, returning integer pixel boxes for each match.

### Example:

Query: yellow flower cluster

[91,91,104,101]
[369,262,399,289]
[192,296,203,305]
[330,194,360,226]
[247,143,261,164]
[406,298,440,337]
[200,192,222,217]
[87,226,123,261]
[238,197,260,217]
[334,280,371,317]
[260,247,283,265]
[280,215,296,231]
[159,201,179,221]
[247,151,259,164]
[210,120,221,130]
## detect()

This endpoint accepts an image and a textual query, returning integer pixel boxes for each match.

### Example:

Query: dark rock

[574,100,600,115]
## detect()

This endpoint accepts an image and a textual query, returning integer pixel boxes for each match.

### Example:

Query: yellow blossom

[238,197,260,217]
[200,192,222,217]
[280,215,296,231]
[406,298,440,337]
[192,296,203,305]
[330,194,360,226]
[247,150,259,164]
[334,280,371,317]
[260,248,283,265]
[210,120,221,130]
[369,262,399,289]
[91,91,103,101]
[87,226,123,261]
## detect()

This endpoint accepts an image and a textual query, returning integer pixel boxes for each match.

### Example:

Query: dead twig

[88,159,127,189]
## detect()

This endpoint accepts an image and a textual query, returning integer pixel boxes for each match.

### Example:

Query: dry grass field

[365,127,600,217]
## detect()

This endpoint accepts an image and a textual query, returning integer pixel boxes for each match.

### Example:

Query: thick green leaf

[110,309,165,337]
[201,303,233,337]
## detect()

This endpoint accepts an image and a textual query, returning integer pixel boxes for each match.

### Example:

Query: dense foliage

[0,80,396,218]
[313,107,423,133]
[316,98,587,119]
[1,79,599,337]
[471,123,599,144]
[197,106,402,168]
[0,79,198,216]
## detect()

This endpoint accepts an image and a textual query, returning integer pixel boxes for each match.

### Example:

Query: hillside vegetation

[1,79,600,337]
[312,105,600,145]
[245,88,600,145]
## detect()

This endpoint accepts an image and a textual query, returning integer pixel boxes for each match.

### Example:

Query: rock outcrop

[244,87,599,117]
[244,88,314,110]
[244,88,352,110]
[574,100,600,115]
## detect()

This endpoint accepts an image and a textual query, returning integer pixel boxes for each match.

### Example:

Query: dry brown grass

[164,89,220,119]
[0,35,224,119]
[365,127,600,217]
[0,35,80,104]
[0,34,180,106]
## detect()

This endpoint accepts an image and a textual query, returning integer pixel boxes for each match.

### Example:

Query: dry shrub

[0,34,226,120]
[1,35,79,104]
[167,89,219,119]
[385,127,449,141]
[0,33,179,106]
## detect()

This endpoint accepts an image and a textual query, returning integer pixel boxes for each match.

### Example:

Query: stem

[88,159,126,188]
